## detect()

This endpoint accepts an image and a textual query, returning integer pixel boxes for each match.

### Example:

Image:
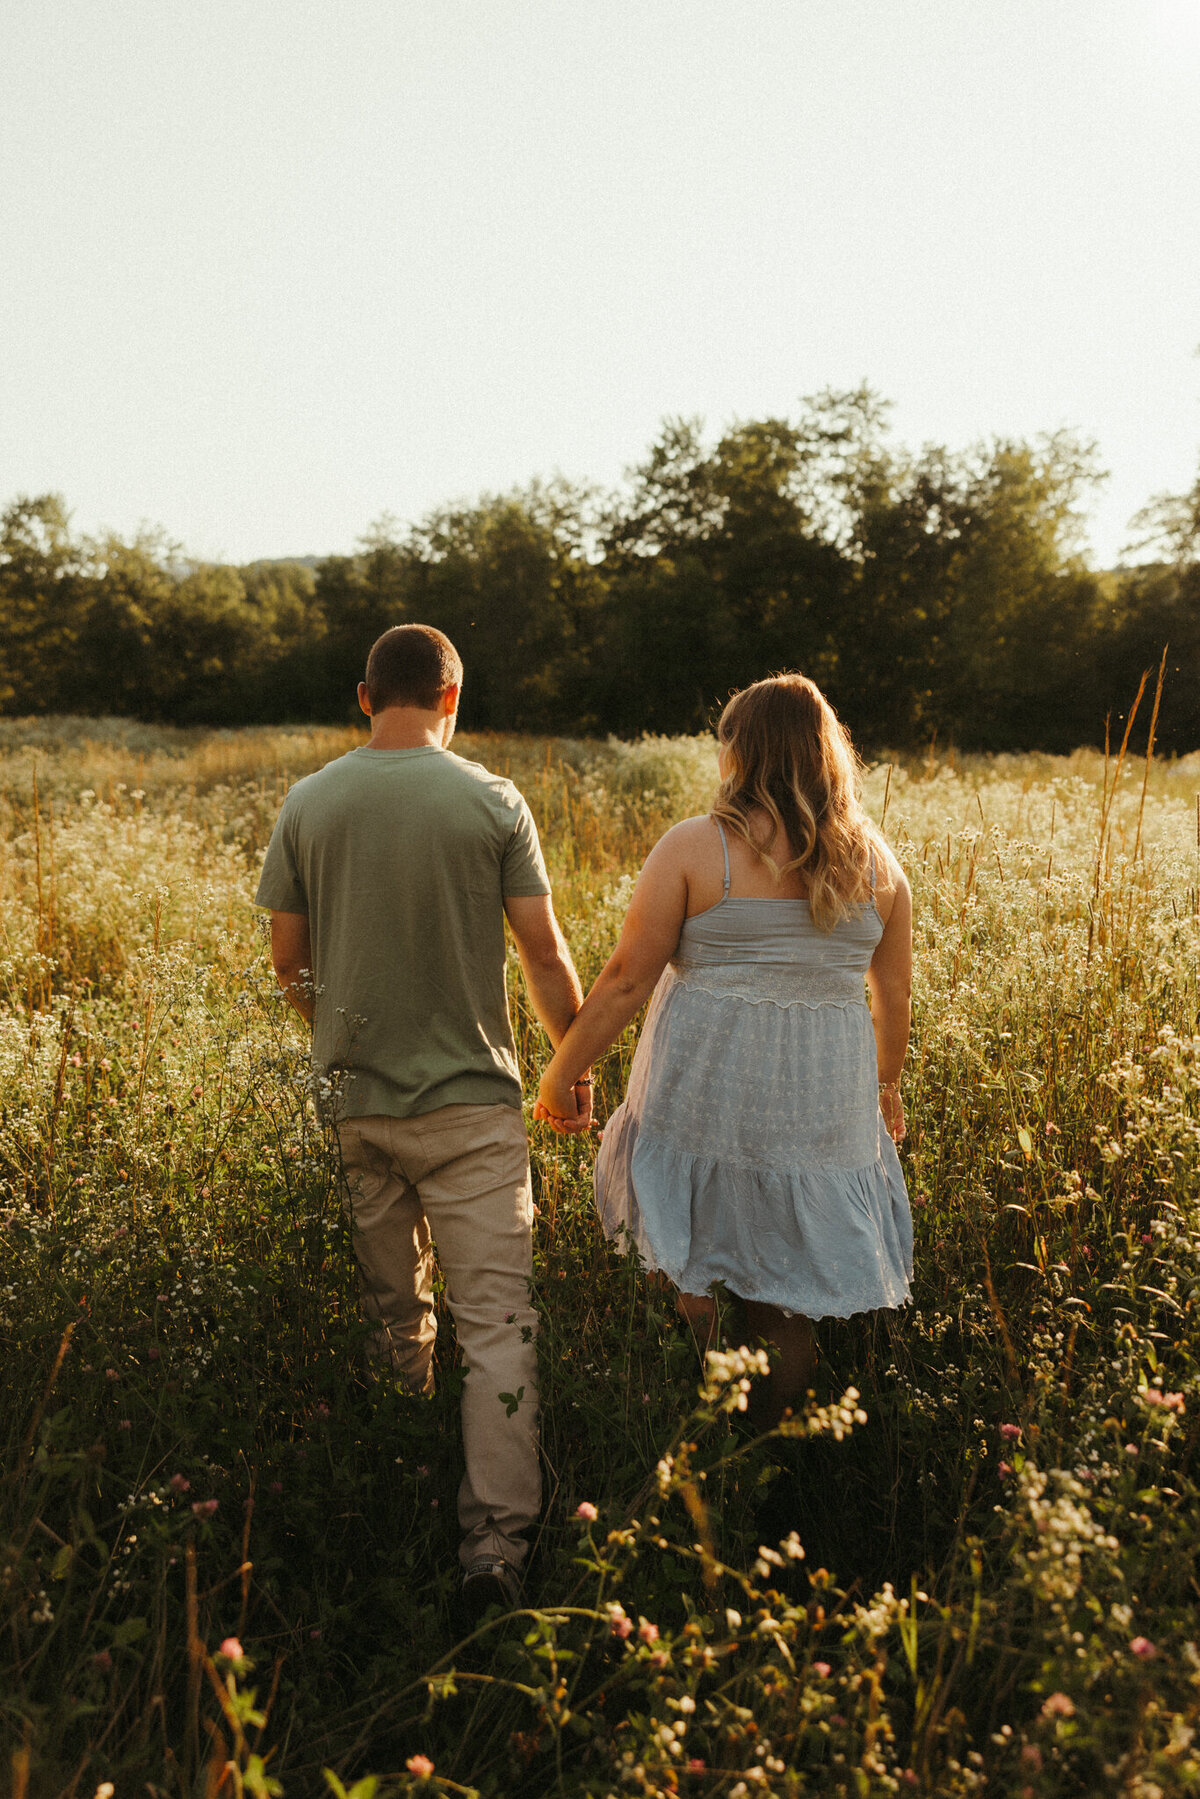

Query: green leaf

[244,1755,284,1798]
[1017,1126,1033,1160]
[323,1778,377,1799]
[498,1386,525,1418]
[51,1543,73,1579]
[111,1616,148,1646]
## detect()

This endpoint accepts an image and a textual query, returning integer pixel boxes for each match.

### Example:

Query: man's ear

[357,682,372,717]
[442,684,461,716]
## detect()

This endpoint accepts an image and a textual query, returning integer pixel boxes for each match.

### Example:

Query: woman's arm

[866,858,912,1143]
[535,829,691,1125]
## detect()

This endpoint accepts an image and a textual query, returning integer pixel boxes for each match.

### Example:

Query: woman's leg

[742,1301,816,1426]
[675,1288,718,1351]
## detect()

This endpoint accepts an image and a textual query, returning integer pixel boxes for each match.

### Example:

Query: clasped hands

[533,1071,594,1136]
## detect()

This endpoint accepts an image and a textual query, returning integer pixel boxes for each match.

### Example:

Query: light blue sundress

[594,822,913,1319]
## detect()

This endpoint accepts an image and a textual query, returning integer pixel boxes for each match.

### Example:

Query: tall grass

[2,718,1199,1797]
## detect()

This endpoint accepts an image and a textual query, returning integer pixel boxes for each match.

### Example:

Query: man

[255,623,590,1610]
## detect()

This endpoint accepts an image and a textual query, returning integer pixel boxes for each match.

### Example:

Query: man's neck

[364,708,452,751]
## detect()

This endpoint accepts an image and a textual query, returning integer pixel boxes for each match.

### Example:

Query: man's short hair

[364,625,463,713]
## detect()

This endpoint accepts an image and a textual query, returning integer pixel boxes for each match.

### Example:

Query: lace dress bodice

[671,887,882,1010]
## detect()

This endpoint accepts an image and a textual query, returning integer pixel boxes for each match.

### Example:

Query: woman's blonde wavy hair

[712,673,875,931]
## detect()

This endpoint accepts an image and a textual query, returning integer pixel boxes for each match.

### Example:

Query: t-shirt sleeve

[255,804,309,912]
[501,795,551,898]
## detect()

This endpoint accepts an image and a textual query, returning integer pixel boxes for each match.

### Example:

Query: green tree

[1127,466,1200,567]
[0,494,86,713]
[235,561,326,721]
[5,401,1177,748]
[846,433,1107,749]
[1098,458,1200,753]
[601,412,848,731]
[62,530,175,715]
[311,481,608,731]
[75,544,273,723]
[407,479,607,730]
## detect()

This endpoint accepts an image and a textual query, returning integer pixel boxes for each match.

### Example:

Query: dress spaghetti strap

[869,847,877,897]
[714,819,731,900]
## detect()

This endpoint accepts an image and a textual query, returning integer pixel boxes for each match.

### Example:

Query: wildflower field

[2,713,1200,1799]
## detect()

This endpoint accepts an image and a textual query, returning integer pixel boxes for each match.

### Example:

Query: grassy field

[2,716,1200,1799]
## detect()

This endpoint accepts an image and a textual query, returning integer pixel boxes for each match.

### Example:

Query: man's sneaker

[461,1555,520,1619]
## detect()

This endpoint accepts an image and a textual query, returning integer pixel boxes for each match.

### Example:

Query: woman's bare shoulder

[868,830,910,917]
[873,833,908,886]
[650,815,720,861]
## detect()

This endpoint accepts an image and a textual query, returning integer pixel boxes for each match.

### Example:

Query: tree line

[3,388,1198,752]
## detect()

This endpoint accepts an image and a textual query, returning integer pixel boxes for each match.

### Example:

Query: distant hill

[242,554,324,571]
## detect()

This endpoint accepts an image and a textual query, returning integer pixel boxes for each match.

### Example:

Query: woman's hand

[879,1083,906,1145]
[534,1070,593,1135]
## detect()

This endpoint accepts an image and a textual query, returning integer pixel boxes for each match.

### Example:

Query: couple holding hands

[257,624,912,1611]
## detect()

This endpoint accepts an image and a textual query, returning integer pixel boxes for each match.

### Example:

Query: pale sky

[2,0,1198,569]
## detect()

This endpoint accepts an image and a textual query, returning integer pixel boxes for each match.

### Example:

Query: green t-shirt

[255,745,550,1120]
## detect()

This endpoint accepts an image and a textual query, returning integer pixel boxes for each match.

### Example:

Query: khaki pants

[337,1103,540,1572]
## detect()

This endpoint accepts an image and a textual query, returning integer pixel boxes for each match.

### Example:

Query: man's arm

[504,894,583,1048]
[270,910,315,1024]
[504,894,589,1127]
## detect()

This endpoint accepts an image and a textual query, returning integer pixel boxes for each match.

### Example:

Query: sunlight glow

[1150,0,1200,48]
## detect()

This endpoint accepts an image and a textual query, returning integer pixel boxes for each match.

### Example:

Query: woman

[535,675,912,1424]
